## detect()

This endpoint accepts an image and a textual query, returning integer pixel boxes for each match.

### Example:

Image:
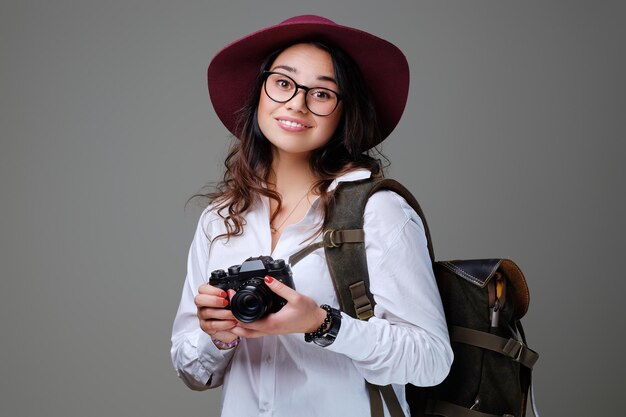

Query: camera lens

[230,279,274,323]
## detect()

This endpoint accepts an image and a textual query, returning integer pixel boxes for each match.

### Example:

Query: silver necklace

[270,190,311,234]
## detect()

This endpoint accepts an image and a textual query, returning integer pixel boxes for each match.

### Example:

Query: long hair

[196,41,386,244]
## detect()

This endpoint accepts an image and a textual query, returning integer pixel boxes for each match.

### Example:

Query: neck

[268,150,317,196]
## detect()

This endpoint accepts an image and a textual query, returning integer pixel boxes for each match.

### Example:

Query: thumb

[264,275,296,300]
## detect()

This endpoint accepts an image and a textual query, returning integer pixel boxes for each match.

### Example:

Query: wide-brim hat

[207,15,409,149]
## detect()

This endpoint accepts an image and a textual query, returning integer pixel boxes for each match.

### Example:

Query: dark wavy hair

[195,41,387,243]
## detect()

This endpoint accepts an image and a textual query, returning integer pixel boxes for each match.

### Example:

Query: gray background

[1,0,624,416]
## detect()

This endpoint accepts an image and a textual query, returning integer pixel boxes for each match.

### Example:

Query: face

[257,43,343,158]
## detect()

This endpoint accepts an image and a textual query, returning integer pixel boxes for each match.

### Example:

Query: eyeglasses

[262,71,342,116]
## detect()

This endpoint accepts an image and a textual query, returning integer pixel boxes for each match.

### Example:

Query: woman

[171,15,453,417]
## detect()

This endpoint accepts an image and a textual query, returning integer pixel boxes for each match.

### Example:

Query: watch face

[313,333,336,347]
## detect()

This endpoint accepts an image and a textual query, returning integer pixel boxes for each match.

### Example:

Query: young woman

[171,15,453,417]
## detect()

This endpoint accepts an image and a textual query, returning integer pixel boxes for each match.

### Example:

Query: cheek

[258,91,270,113]
[321,111,343,140]
[257,95,275,134]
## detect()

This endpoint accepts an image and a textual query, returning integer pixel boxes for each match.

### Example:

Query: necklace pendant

[269,189,311,236]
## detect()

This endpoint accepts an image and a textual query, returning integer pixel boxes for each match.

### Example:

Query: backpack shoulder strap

[323,177,379,319]
[322,177,435,319]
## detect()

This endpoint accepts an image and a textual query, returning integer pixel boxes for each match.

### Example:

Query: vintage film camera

[209,256,295,323]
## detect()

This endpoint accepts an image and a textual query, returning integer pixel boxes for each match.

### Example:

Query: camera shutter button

[210,269,227,280]
[270,259,285,269]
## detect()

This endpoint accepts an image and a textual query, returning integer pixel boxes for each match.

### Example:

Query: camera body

[209,256,295,323]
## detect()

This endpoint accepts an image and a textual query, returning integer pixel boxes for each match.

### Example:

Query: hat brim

[208,15,409,148]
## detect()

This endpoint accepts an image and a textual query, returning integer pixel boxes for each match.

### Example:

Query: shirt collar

[257,169,373,219]
[327,169,372,192]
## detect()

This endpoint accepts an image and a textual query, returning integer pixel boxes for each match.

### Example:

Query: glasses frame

[262,71,342,117]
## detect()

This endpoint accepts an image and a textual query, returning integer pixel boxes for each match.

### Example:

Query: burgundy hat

[207,15,409,148]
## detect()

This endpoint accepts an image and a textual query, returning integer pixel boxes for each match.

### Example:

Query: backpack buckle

[323,229,341,248]
[503,338,525,362]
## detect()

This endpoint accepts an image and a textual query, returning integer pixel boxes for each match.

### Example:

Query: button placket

[258,335,277,415]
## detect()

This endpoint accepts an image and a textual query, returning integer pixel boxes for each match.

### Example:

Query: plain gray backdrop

[1,0,624,416]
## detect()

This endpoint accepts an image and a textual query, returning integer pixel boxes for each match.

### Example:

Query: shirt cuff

[323,312,379,359]
[197,331,237,372]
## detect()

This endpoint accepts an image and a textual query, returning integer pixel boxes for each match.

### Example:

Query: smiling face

[257,43,343,159]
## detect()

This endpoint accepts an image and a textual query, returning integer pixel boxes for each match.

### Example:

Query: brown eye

[274,77,294,91]
[309,89,334,102]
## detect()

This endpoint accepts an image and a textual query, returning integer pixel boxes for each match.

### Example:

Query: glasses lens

[264,72,339,116]
[265,73,296,102]
[305,88,338,116]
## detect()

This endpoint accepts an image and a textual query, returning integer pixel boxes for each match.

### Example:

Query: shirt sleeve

[170,209,236,390]
[325,190,454,387]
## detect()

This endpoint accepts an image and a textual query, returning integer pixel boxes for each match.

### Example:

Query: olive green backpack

[290,178,540,417]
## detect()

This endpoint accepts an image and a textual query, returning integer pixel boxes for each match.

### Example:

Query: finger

[208,319,238,331]
[230,326,267,339]
[198,307,236,321]
[195,294,230,308]
[199,318,237,333]
[233,314,266,331]
[263,275,297,301]
[198,284,228,297]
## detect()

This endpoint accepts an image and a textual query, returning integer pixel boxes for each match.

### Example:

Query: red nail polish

[222,298,229,307]
[264,275,274,283]
[220,291,227,298]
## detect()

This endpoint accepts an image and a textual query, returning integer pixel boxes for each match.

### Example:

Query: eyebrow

[270,65,338,85]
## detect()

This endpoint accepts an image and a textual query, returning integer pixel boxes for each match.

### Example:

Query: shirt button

[264,355,272,364]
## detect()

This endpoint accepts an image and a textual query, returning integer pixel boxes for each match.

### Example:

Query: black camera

[209,256,295,323]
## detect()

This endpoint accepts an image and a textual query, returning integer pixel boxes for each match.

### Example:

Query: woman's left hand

[229,275,328,338]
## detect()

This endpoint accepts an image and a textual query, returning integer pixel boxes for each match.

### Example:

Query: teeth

[279,119,307,128]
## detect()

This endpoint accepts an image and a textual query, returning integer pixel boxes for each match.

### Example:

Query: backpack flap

[439,258,530,321]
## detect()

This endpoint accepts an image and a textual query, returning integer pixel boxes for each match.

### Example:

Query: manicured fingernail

[264,275,274,283]
[220,291,227,298]
[222,298,229,306]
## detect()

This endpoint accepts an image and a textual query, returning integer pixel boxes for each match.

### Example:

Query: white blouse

[171,170,453,417]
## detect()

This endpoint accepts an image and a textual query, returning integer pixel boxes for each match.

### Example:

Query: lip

[275,116,312,132]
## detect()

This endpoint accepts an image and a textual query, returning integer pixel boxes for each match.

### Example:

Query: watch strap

[313,307,342,347]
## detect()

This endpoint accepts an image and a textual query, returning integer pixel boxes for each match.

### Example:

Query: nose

[285,89,308,113]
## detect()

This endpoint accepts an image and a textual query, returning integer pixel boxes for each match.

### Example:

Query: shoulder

[363,188,428,256]
[195,204,225,240]
[364,189,425,232]
[362,188,430,270]
[196,196,264,238]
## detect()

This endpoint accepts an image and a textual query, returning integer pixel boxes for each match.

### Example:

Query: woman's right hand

[195,284,239,344]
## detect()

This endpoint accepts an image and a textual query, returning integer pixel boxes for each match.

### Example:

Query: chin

[273,146,315,157]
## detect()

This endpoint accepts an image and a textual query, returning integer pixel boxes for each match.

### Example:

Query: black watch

[312,307,342,347]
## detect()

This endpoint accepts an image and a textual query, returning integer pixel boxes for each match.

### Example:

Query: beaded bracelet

[212,336,241,350]
[304,304,333,343]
